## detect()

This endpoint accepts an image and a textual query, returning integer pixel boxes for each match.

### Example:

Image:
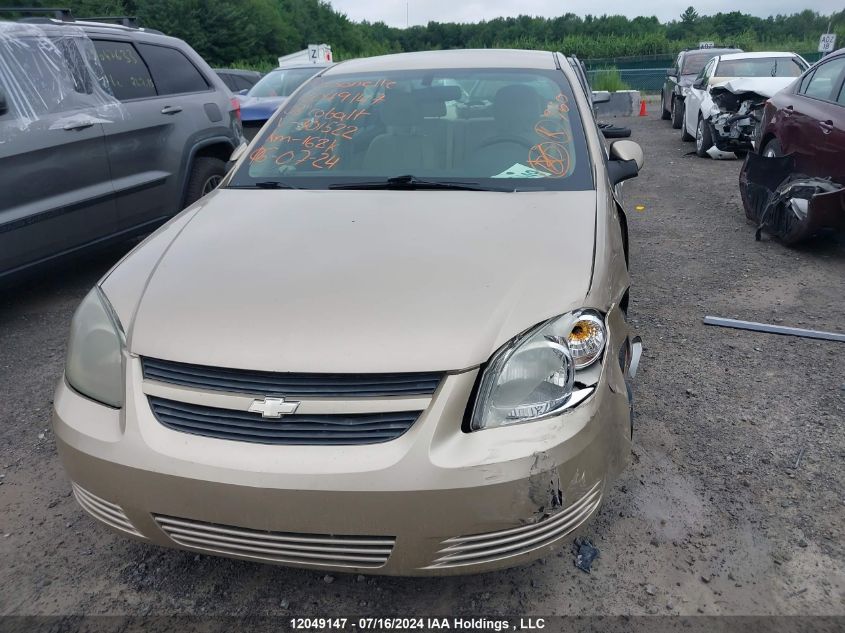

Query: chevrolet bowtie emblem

[248,397,300,419]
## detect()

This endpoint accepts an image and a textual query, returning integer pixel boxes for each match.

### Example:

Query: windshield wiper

[226,181,298,190]
[329,174,513,192]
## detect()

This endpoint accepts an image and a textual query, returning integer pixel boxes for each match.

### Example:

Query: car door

[664,53,682,112]
[92,38,217,234]
[0,33,116,278]
[684,58,714,134]
[783,55,845,180]
[91,37,177,235]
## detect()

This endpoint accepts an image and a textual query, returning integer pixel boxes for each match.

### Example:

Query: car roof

[5,18,190,45]
[718,51,800,61]
[214,68,261,76]
[683,48,740,56]
[325,49,559,74]
[272,64,332,72]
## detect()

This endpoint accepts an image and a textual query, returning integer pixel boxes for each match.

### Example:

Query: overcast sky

[328,1,841,27]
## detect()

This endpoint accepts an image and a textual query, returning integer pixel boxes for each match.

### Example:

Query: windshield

[229,68,593,192]
[681,52,721,75]
[716,57,805,78]
[247,67,323,98]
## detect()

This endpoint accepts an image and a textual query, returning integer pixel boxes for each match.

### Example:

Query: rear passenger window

[93,40,156,101]
[801,57,845,101]
[137,44,209,95]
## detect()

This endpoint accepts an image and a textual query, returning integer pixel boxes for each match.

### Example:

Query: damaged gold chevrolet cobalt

[53,49,644,575]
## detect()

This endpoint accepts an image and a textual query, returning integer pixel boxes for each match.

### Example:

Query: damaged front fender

[704,78,793,154]
[739,152,845,244]
[708,88,768,153]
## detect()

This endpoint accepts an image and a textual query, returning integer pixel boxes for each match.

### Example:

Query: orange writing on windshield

[534,119,571,143]
[528,142,571,178]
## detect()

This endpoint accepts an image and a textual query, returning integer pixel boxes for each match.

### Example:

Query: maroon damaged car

[745,48,845,244]
[759,48,845,176]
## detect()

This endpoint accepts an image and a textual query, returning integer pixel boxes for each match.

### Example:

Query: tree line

[12,1,845,68]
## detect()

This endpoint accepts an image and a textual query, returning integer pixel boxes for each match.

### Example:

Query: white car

[681,51,809,157]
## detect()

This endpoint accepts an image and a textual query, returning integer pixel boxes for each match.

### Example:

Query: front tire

[671,97,684,129]
[680,108,695,142]
[661,91,671,120]
[184,157,227,208]
[695,117,713,157]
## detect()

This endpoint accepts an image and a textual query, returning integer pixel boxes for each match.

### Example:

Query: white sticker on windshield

[492,163,552,179]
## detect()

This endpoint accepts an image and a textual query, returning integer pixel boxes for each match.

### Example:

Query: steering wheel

[477,135,535,150]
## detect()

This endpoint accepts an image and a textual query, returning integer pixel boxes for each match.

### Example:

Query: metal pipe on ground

[703,316,845,342]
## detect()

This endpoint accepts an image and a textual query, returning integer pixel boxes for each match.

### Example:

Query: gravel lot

[1,112,843,619]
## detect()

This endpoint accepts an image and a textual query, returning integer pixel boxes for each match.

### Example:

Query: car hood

[123,189,598,373]
[237,95,288,121]
[709,77,795,98]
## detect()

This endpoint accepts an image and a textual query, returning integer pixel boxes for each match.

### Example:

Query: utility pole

[406,2,409,28]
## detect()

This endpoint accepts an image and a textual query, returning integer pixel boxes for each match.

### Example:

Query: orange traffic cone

[638,99,648,117]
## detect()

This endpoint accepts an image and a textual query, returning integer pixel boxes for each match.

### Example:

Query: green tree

[681,7,699,25]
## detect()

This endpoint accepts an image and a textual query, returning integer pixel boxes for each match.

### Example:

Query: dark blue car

[237,64,331,139]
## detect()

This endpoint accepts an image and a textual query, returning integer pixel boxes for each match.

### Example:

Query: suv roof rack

[0,8,154,31]
[79,16,141,28]
[0,7,74,21]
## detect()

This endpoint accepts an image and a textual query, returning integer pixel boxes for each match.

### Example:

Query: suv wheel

[185,157,227,207]
[671,97,684,129]
[660,91,671,120]
[695,117,713,157]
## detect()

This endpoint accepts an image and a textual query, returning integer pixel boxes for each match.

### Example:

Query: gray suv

[0,17,243,281]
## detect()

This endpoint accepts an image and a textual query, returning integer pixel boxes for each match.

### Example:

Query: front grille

[142,357,443,398]
[149,396,419,445]
[155,515,394,568]
[72,483,143,538]
[423,480,603,570]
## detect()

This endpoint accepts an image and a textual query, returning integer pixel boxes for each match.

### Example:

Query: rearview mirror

[591,90,611,104]
[0,89,7,117]
[607,140,644,185]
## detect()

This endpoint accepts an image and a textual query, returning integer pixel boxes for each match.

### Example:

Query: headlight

[65,287,125,408]
[470,310,607,431]
[567,312,606,369]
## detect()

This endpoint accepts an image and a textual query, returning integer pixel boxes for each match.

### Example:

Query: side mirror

[607,140,643,185]
[0,89,7,117]
[666,68,676,77]
[591,90,611,104]
[227,141,248,171]
[238,89,248,96]
[693,78,707,90]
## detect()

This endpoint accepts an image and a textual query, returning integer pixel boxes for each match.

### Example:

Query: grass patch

[590,66,630,92]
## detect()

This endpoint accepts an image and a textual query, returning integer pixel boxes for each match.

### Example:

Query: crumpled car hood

[115,189,598,373]
[709,77,795,99]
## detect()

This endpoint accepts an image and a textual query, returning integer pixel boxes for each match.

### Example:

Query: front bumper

[53,315,634,576]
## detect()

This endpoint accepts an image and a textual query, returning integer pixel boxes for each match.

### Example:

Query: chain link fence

[584,51,824,92]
